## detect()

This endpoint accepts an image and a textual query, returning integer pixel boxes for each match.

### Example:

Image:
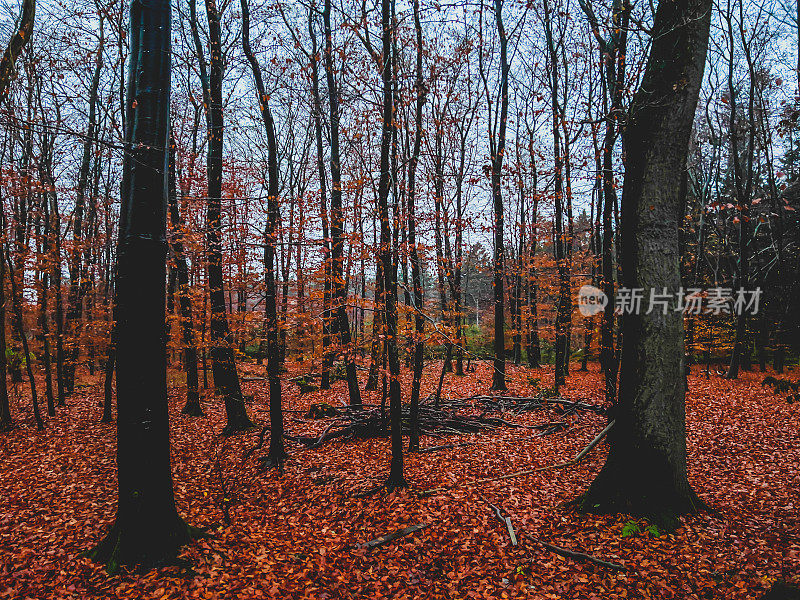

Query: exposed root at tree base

[181,403,204,417]
[81,519,207,575]
[259,452,287,474]
[569,484,709,533]
[221,417,257,437]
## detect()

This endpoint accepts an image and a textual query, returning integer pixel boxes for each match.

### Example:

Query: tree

[168,133,202,417]
[191,0,254,434]
[322,0,362,407]
[578,0,629,404]
[377,0,406,491]
[64,14,104,395]
[407,0,426,452]
[481,0,510,391]
[0,0,35,106]
[576,0,712,530]
[241,0,285,469]
[542,0,570,390]
[84,0,199,571]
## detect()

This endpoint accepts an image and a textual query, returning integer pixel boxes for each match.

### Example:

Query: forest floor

[0,359,797,599]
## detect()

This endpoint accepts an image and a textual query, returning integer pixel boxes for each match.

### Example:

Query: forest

[0,0,798,597]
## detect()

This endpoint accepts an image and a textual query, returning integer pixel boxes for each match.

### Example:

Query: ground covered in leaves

[0,360,797,599]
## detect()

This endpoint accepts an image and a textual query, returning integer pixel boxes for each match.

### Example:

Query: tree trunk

[241,0,285,467]
[407,0,425,453]
[323,0,361,406]
[168,134,201,417]
[377,0,406,490]
[64,24,104,394]
[84,0,197,570]
[200,0,253,434]
[577,0,712,531]
[0,0,34,105]
[490,0,509,391]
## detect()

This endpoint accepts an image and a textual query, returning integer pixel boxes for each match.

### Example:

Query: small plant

[5,347,25,370]
[621,521,639,538]
[622,520,660,539]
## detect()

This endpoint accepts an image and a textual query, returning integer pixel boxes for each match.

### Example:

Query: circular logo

[578,285,608,317]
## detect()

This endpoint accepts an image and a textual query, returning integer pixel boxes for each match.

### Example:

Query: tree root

[82,518,207,575]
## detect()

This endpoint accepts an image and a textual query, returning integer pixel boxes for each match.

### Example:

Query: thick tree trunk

[84,0,197,571]
[577,0,711,531]
[101,321,115,424]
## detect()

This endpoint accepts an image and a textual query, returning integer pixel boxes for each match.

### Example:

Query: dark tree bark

[724,2,756,380]
[543,0,569,390]
[46,160,67,407]
[377,0,406,490]
[83,0,198,571]
[526,142,541,368]
[489,0,509,391]
[407,0,426,453]
[0,0,34,106]
[323,0,362,406]
[365,248,384,391]
[196,0,254,434]
[432,133,451,374]
[102,319,115,424]
[0,231,9,429]
[241,0,285,468]
[0,0,34,426]
[576,0,712,531]
[64,23,104,394]
[304,1,333,390]
[38,193,56,416]
[3,234,42,430]
[168,134,201,417]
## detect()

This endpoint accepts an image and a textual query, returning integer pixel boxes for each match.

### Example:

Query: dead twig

[357,523,430,549]
[419,421,615,497]
[534,539,626,571]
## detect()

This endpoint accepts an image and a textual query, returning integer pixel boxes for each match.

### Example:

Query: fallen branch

[483,497,624,571]
[483,497,519,547]
[534,539,626,571]
[419,421,615,497]
[418,442,474,453]
[357,522,430,549]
